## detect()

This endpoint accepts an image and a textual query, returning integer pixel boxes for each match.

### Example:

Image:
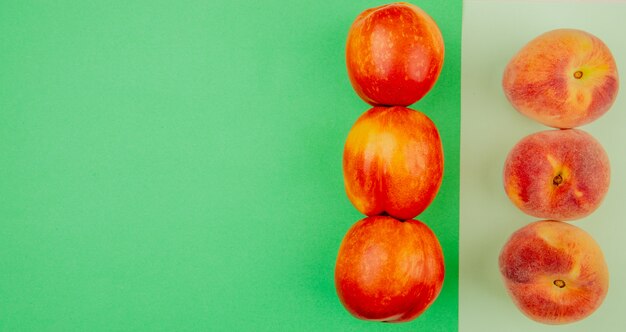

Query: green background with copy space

[0,1,461,330]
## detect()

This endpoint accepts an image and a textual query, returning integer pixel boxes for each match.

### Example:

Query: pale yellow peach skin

[499,220,609,324]
[503,29,619,128]
[503,129,610,221]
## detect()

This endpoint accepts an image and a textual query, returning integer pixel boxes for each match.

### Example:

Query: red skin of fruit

[503,129,610,221]
[499,220,609,324]
[346,2,445,106]
[335,216,445,322]
[343,106,444,221]
[502,29,619,128]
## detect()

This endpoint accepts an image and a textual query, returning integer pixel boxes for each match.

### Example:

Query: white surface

[460,1,626,331]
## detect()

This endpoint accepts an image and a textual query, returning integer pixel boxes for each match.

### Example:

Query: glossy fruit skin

[502,29,619,128]
[343,106,444,221]
[503,129,610,221]
[499,220,609,324]
[346,2,445,106]
[335,216,445,322]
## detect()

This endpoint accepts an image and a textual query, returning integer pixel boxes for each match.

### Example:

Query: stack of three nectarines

[334,2,447,323]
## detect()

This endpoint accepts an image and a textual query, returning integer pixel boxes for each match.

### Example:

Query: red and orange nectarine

[346,2,445,106]
[343,106,444,221]
[335,216,445,322]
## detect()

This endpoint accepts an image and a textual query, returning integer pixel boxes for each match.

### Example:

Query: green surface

[0,1,461,330]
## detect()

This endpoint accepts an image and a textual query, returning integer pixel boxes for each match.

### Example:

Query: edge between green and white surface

[460,1,626,331]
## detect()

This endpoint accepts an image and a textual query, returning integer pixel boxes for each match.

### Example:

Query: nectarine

[335,216,445,322]
[346,2,445,106]
[343,106,444,221]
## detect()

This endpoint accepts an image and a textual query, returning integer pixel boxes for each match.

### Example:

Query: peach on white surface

[499,220,609,324]
[503,29,619,128]
[503,129,610,221]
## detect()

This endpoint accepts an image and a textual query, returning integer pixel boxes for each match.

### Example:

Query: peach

[346,2,445,106]
[335,216,445,322]
[502,29,619,128]
[503,129,609,221]
[499,220,609,324]
[343,106,443,221]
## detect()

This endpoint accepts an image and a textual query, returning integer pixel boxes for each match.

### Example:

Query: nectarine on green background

[343,106,444,221]
[335,216,445,323]
[346,2,445,107]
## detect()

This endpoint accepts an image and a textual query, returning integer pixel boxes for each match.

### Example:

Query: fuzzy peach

[343,106,443,221]
[503,129,610,221]
[499,220,609,324]
[503,29,619,128]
